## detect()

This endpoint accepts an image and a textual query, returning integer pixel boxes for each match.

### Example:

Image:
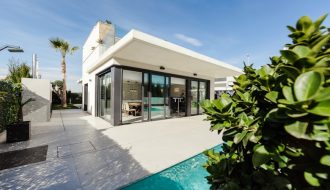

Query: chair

[123,103,136,116]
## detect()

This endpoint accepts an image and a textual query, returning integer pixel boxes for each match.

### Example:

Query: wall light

[160,66,165,70]
[193,73,197,76]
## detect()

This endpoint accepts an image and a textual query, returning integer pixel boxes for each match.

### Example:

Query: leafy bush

[6,58,32,83]
[201,15,330,189]
[0,80,20,132]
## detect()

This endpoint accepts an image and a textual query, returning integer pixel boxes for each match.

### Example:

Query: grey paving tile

[70,141,95,155]
[0,157,81,190]
[73,151,109,187]
[57,144,72,158]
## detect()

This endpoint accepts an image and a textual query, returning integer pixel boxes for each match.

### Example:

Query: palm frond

[49,37,70,56]
[70,46,79,55]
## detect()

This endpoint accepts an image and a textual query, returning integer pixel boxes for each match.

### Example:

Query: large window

[143,73,149,121]
[190,81,199,115]
[97,67,209,125]
[199,81,207,113]
[170,77,186,117]
[150,74,167,120]
[122,70,143,123]
[98,72,111,121]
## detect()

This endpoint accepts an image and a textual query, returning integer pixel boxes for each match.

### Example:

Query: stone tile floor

[0,109,220,190]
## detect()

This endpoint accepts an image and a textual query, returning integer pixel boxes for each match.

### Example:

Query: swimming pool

[121,145,221,190]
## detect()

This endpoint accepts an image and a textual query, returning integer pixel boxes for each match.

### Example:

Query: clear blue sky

[0,0,329,92]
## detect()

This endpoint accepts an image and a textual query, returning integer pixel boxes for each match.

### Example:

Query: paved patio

[0,109,221,190]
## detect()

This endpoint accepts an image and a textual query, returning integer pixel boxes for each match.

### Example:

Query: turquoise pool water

[121,145,221,190]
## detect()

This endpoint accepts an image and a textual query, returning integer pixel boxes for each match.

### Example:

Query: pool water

[121,145,221,190]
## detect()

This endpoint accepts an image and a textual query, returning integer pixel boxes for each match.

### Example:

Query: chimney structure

[32,53,37,78]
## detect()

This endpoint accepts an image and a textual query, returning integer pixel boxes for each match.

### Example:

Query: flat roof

[85,29,243,78]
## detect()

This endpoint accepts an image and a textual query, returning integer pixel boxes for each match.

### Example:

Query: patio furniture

[123,103,136,116]
[128,102,142,116]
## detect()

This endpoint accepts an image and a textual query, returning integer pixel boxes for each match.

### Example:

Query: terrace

[0,109,220,189]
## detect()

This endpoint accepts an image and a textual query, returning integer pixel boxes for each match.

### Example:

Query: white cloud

[174,33,203,47]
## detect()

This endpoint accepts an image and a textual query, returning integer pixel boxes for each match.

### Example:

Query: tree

[201,15,330,189]
[51,80,64,105]
[49,38,78,107]
[6,58,31,83]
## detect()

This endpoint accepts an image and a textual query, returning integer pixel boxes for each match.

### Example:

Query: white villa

[81,21,242,126]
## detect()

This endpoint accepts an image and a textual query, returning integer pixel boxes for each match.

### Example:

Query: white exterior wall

[214,76,236,91]
[82,21,116,115]
[21,78,52,122]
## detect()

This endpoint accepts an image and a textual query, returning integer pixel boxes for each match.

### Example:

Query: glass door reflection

[121,70,143,124]
[199,81,206,113]
[170,77,186,117]
[150,74,166,120]
[142,73,149,121]
[190,80,198,115]
[99,72,111,121]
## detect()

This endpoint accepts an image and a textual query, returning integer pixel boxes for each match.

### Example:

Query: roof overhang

[86,30,243,78]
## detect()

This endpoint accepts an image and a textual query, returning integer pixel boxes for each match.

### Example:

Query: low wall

[22,78,52,122]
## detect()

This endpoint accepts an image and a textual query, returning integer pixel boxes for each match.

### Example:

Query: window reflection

[122,70,143,123]
[99,72,111,121]
[170,77,186,117]
[190,81,198,115]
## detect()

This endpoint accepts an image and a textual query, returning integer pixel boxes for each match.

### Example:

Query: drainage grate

[57,141,95,158]
[0,145,48,170]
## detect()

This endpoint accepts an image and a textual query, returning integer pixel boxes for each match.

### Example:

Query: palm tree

[49,38,78,107]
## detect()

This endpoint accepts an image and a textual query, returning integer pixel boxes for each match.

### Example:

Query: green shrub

[201,15,330,189]
[0,80,20,132]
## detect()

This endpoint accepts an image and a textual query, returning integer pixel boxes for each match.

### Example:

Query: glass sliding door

[99,72,111,121]
[142,73,149,121]
[199,81,207,113]
[122,70,143,124]
[150,74,166,120]
[165,76,170,118]
[170,77,186,117]
[190,81,198,115]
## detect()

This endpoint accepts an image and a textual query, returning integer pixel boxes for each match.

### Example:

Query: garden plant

[49,38,78,108]
[202,15,330,189]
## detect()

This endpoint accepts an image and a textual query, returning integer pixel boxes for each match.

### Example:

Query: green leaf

[238,113,253,126]
[308,100,330,117]
[280,50,299,63]
[304,172,320,187]
[284,121,308,139]
[320,155,330,166]
[234,130,247,144]
[294,71,322,101]
[279,65,301,79]
[212,99,224,110]
[314,87,330,101]
[294,57,317,68]
[296,16,313,31]
[220,93,232,106]
[312,35,330,52]
[242,132,253,147]
[292,46,312,57]
[314,14,328,29]
[211,123,224,131]
[286,25,296,32]
[258,65,274,78]
[252,145,272,167]
[315,57,330,67]
[265,91,278,103]
[282,86,295,102]
[200,99,211,109]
